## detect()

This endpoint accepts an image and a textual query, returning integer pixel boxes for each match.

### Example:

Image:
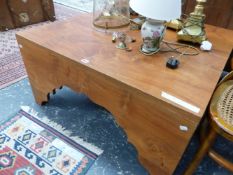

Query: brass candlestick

[177,0,207,44]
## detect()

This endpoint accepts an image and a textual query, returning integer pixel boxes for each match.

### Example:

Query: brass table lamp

[177,0,207,44]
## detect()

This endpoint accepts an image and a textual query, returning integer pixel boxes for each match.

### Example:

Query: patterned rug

[0,53,26,89]
[0,108,102,174]
[0,3,80,90]
[54,0,93,13]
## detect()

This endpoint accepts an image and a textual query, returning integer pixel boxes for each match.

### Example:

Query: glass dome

[93,0,130,32]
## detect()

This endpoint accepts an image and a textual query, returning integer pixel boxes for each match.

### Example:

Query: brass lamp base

[177,0,207,44]
[177,27,207,44]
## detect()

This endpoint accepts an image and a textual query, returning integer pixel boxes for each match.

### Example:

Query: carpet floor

[0,109,102,174]
[0,3,80,90]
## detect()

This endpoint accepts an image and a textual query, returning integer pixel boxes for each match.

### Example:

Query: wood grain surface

[16,13,233,174]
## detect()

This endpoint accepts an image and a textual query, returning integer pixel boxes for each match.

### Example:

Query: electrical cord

[140,40,200,57]
[161,40,200,56]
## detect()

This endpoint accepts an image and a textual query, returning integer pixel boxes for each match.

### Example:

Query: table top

[17,13,233,118]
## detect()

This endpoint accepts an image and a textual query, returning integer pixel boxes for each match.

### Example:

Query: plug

[166,57,180,69]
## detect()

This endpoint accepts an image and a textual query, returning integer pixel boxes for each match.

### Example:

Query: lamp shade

[129,0,181,21]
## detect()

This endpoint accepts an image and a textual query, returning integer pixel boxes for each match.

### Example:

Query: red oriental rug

[0,3,80,90]
[0,109,102,174]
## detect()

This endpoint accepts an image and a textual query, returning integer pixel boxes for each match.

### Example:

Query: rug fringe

[20,106,103,156]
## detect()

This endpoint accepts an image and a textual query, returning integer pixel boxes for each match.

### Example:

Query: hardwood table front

[16,14,233,175]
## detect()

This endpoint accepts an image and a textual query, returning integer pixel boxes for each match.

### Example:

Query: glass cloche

[93,0,130,32]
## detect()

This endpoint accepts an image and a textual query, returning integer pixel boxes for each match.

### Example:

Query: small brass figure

[112,35,117,43]
[166,19,183,30]
[177,0,207,44]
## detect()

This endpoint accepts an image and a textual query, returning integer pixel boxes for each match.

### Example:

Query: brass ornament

[19,13,30,23]
[166,19,183,30]
[177,0,207,44]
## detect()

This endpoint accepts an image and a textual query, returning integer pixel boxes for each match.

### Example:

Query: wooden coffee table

[16,14,233,175]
